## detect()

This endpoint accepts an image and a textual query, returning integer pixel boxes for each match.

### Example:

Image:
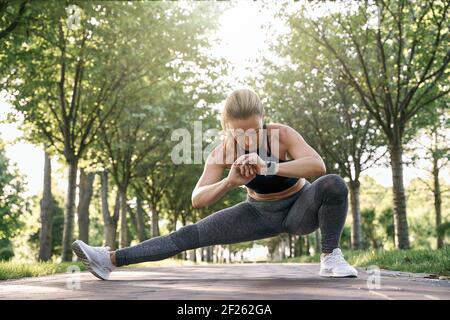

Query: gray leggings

[115,174,349,267]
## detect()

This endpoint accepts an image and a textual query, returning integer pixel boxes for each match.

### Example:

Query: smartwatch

[264,160,278,176]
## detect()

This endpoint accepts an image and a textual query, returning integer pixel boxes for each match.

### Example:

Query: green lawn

[282,247,450,276]
[0,261,87,281]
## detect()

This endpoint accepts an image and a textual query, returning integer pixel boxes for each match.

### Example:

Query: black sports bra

[241,123,299,194]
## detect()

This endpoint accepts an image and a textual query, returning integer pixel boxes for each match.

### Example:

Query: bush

[0,238,14,261]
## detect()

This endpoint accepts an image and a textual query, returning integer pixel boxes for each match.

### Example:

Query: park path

[0,263,449,300]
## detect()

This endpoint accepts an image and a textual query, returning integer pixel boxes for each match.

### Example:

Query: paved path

[0,263,449,300]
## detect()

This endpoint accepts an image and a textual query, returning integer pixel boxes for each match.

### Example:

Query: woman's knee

[169,224,200,251]
[316,174,348,204]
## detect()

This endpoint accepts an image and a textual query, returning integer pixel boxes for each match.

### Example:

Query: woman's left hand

[234,153,267,177]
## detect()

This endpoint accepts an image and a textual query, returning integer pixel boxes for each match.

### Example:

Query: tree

[99,170,120,250]
[99,105,173,247]
[38,150,53,261]
[3,2,156,260]
[257,36,385,249]
[0,0,28,40]
[291,0,449,248]
[0,138,29,260]
[408,102,449,248]
[77,168,95,244]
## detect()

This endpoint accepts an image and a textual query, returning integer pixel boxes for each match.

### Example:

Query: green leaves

[0,139,28,240]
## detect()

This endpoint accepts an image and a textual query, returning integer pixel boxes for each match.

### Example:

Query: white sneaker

[72,240,116,280]
[319,248,358,278]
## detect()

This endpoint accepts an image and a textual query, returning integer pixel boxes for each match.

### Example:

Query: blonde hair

[220,88,264,164]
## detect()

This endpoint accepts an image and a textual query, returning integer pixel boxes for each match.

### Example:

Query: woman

[72,88,358,280]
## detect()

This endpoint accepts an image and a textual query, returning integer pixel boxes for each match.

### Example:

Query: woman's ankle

[109,251,117,266]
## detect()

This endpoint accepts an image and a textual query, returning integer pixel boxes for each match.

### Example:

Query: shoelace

[91,245,114,270]
[91,245,111,252]
[325,252,349,267]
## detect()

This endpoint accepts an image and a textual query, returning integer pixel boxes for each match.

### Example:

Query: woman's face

[228,115,264,152]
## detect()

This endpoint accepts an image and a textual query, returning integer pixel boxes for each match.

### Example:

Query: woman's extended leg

[282,174,349,253]
[114,201,282,267]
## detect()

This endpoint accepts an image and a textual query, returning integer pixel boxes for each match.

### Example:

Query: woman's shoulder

[266,123,300,160]
[266,122,297,140]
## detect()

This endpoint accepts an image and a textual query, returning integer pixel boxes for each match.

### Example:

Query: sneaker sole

[71,241,109,280]
[319,270,358,278]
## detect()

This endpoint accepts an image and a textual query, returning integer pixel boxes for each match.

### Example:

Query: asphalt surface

[0,263,449,300]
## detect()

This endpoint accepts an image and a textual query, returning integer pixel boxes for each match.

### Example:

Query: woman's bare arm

[276,126,326,178]
[191,148,235,209]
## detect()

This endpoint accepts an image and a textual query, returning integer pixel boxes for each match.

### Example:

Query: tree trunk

[126,217,132,247]
[297,235,303,256]
[349,180,363,249]
[305,235,310,256]
[219,245,224,263]
[151,206,160,237]
[288,234,293,258]
[315,230,321,253]
[207,246,213,262]
[280,234,286,260]
[190,249,197,262]
[77,169,95,244]
[101,171,119,250]
[389,143,410,249]
[135,196,147,242]
[62,160,78,261]
[433,160,443,249]
[39,151,53,261]
[119,187,128,248]
[200,247,205,262]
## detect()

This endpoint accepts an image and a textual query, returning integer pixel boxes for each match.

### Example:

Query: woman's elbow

[191,196,199,209]
[192,200,203,209]
[191,194,204,209]
[314,158,327,176]
[317,165,326,176]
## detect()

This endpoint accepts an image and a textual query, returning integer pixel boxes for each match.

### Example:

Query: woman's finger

[240,154,249,163]
[248,154,257,165]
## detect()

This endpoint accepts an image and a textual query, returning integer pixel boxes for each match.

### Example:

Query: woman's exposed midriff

[246,177,306,201]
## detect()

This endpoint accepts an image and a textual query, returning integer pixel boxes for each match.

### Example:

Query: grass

[0,261,87,281]
[282,247,450,276]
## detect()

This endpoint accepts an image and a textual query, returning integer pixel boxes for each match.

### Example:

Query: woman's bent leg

[115,201,281,266]
[282,174,349,253]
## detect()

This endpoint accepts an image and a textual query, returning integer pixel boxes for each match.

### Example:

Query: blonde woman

[72,88,358,280]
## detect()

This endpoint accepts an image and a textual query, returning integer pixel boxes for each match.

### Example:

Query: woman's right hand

[226,162,257,187]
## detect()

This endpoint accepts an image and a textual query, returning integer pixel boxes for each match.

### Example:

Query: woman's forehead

[227,116,262,130]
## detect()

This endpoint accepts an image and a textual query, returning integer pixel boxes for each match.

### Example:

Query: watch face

[267,161,277,175]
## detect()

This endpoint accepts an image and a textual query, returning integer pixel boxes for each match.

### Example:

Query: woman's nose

[244,136,257,148]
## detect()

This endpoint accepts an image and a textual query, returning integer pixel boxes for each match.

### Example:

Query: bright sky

[0,0,447,199]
